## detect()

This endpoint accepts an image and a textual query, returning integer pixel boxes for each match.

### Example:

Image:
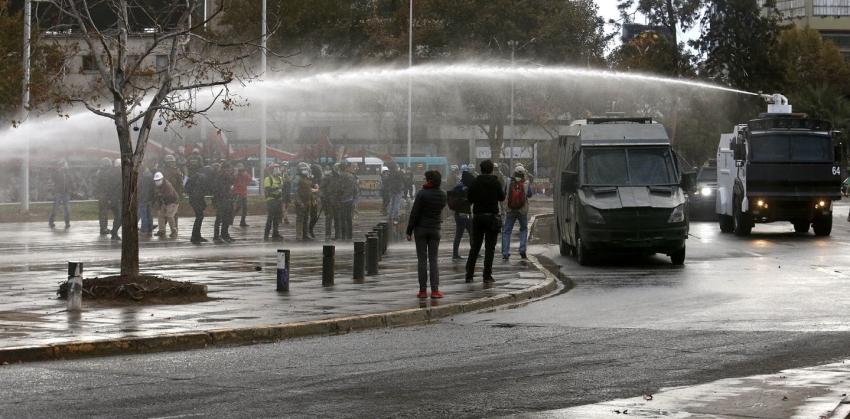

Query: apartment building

[769,0,850,58]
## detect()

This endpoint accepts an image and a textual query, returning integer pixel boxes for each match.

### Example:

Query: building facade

[768,0,850,59]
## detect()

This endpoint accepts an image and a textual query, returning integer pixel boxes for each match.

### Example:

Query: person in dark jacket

[451,167,475,260]
[48,160,73,229]
[465,159,506,284]
[213,161,235,243]
[108,158,123,240]
[95,157,113,235]
[187,165,211,244]
[406,170,448,299]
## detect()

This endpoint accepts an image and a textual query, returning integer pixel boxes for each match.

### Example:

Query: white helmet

[113,158,122,168]
[153,172,164,185]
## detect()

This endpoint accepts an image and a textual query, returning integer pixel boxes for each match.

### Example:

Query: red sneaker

[416,290,428,299]
[430,290,444,299]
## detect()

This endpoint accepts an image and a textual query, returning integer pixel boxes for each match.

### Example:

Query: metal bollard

[67,262,83,312]
[276,249,290,292]
[378,222,390,252]
[322,245,335,287]
[366,234,379,276]
[353,241,365,281]
[375,227,384,261]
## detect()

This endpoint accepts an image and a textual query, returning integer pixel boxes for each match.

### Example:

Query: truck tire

[793,220,810,234]
[813,215,832,236]
[575,232,593,266]
[733,196,752,236]
[670,245,685,265]
[719,215,734,233]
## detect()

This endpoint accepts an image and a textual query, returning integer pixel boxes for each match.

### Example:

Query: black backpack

[447,185,470,214]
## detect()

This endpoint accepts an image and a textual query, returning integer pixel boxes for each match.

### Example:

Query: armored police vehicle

[716,94,842,236]
[554,117,693,265]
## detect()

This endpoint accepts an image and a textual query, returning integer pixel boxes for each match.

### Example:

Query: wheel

[793,220,810,234]
[719,215,734,233]
[670,245,685,265]
[575,232,593,266]
[733,196,752,236]
[813,215,832,236]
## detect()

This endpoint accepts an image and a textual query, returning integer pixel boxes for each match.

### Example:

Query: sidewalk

[0,209,556,362]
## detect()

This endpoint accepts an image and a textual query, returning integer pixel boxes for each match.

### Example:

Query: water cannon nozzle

[761,93,792,114]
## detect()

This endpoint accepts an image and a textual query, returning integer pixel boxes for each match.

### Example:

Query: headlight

[584,206,605,224]
[700,187,712,197]
[668,205,685,223]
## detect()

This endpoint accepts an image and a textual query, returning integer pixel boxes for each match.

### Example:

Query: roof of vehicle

[563,120,670,146]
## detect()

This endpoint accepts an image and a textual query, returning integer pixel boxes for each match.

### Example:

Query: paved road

[4,205,850,418]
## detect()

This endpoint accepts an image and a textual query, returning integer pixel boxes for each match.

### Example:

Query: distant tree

[40,0,262,278]
[777,27,850,96]
[610,31,694,76]
[616,0,703,75]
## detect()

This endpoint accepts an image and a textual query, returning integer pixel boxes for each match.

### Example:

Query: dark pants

[110,200,122,237]
[138,202,153,234]
[414,227,441,291]
[235,195,248,225]
[465,214,500,280]
[309,202,319,236]
[48,193,70,226]
[323,202,337,239]
[335,202,354,240]
[191,200,206,241]
[296,205,310,240]
[264,198,282,238]
[214,198,233,239]
[97,197,110,233]
[453,212,471,257]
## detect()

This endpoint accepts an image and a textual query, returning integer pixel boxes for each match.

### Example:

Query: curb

[0,256,557,365]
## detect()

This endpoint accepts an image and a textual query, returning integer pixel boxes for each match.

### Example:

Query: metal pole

[259,0,267,195]
[353,241,365,281]
[276,249,290,292]
[20,0,31,213]
[405,0,413,162]
[322,245,335,287]
[509,41,515,171]
[203,0,208,31]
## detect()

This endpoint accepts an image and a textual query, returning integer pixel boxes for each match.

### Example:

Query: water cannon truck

[716,93,843,236]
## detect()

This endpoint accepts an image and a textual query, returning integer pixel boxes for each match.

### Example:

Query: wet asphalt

[4,203,850,418]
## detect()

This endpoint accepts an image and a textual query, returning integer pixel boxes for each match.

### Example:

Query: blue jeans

[48,193,70,226]
[501,211,528,257]
[138,202,153,233]
[387,193,401,222]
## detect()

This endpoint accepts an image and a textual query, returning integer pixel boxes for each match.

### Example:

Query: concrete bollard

[378,222,390,252]
[353,241,365,281]
[366,234,379,276]
[276,249,290,292]
[322,245,335,287]
[67,262,83,312]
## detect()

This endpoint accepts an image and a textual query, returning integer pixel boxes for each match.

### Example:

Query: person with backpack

[406,170,448,299]
[447,165,474,260]
[502,165,533,260]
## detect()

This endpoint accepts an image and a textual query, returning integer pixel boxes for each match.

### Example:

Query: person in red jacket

[233,163,252,227]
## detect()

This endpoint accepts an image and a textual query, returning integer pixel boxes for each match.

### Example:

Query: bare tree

[43,0,263,278]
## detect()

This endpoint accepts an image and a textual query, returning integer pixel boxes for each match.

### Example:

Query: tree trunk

[114,114,140,279]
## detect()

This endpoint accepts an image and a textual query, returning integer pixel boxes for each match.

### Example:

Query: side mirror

[680,172,697,194]
[733,136,747,162]
[561,172,577,193]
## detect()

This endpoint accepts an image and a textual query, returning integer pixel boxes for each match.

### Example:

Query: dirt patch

[57,275,209,305]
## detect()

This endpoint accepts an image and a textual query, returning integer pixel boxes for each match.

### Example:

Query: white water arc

[0,63,756,160]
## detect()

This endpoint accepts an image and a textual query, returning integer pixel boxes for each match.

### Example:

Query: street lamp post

[259,0,267,194]
[20,0,32,213]
[406,0,413,166]
[508,40,516,171]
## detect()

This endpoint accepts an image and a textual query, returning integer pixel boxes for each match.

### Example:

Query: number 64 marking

[833,166,842,176]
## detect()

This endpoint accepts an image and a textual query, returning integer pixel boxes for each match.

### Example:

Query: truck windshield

[583,147,678,186]
[697,166,717,182]
[749,133,832,162]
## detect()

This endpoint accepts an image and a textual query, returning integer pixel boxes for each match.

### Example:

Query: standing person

[95,157,113,235]
[308,164,323,239]
[186,165,210,244]
[448,166,475,260]
[406,170,447,299]
[320,165,340,241]
[48,160,73,229]
[137,164,155,237]
[281,162,292,225]
[109,158,123,240]
[502,165,533,260]
[162,155,184,230]
[263,163,284,241]
[380,167,390,215]
[336,162,358,240]
[465,159,506,284]
[213,162,235,243]
[233,163,252,227]
[294,162,315,241]
[385,163,405,225]
[186,149,204,178]
[153,172,179,238]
